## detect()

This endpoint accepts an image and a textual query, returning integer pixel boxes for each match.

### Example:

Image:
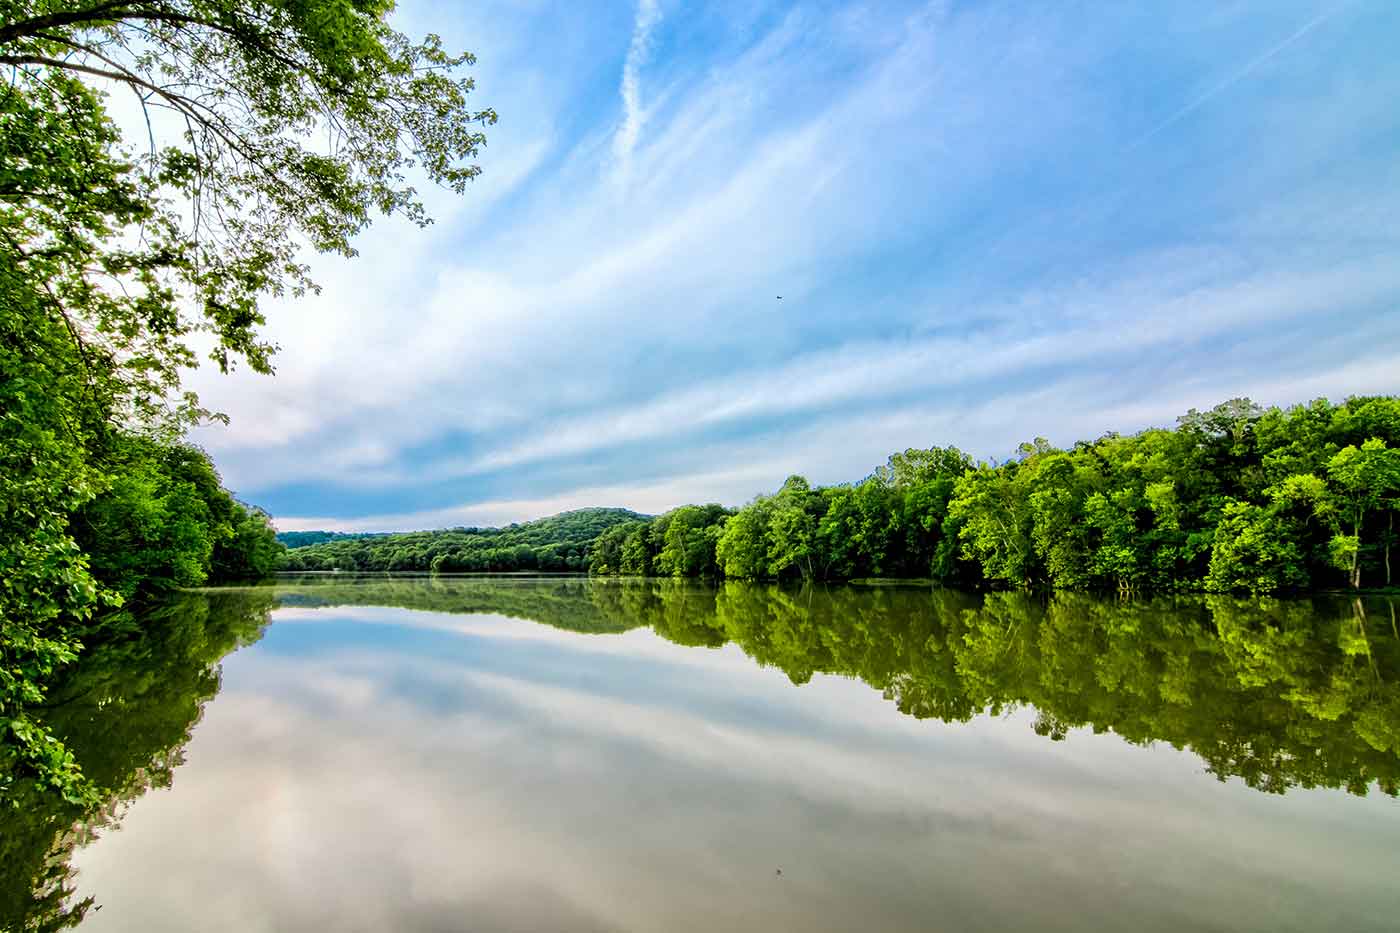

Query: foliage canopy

[587,396,1400,595]
[1,0,490,806]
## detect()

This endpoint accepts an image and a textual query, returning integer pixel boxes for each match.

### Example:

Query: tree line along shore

[286,395,1400,597]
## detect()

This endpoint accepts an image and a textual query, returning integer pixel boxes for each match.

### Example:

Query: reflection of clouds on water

[71,603,1400,933]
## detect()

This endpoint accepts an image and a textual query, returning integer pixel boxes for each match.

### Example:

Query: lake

[5,576,1399,931]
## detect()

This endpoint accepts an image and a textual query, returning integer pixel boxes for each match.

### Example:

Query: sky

[186,0,1400,532]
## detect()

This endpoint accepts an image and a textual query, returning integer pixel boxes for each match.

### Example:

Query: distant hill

[277,530,386,549]
[279,507,650,573]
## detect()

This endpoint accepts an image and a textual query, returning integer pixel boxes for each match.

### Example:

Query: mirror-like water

[6,577,1399,931]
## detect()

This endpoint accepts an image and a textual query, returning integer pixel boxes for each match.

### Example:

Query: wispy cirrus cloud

[613,0,663,169]
[1126,2,1351,150]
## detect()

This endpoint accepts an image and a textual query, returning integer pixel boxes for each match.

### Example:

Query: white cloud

[269,335,1399,533]
[613,0,663,169]
[445,252,1400,478]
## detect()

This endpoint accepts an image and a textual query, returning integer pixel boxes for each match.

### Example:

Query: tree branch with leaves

[1,0,492,803]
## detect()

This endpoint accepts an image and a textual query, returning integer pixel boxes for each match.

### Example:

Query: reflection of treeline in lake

[7,583,1396,929]
[277,577,1400,797]
[273,574,639,633]
[1,590,274,933]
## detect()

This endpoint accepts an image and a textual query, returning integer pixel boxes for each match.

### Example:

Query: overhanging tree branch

[0,1,136,45]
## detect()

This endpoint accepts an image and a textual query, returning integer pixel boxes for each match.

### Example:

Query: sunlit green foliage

[652,504,729,577]
[712,504,766,578]
[210,503,283,582]
[71,440,278,595]
[590,398,1400,593]
[1205,501,1307,594]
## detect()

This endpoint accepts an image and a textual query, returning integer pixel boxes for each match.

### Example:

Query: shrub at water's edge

[74,439,284,597]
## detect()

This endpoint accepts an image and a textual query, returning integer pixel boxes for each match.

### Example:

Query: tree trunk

[1351,517,1363,590]
[1386,511,1393,587]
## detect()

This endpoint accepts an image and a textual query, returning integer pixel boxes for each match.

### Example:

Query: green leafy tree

[589,520,648,575]
[2,0,490,802]
[813,479,891,578]
[767,498,817,580]
[1326,439,1400,589]
[949,460,1040,588]
[716,499,771,580]
[653,505,728,577]
[619,527,651,576]
[1022,450,1095,589]
[875,445,972,488]
[766,476,822,580]
[900,471,964,578]
[1206,500,1309,595]
[816,488,861,579]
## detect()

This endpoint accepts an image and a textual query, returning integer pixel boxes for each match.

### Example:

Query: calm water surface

[6,577,1400,931]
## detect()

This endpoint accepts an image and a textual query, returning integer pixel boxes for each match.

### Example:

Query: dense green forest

[277,530,384,549]
[281,508,648,573]
[589,396,1400,595]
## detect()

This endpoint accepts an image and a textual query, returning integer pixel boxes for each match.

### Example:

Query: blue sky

[188,0,1400,531]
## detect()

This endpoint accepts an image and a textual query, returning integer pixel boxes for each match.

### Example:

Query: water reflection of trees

[5,580,1396,928]
[1,590,273,932]
[279,577,1400,797]
[275,574,639,632]
[708,585,1400,797]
